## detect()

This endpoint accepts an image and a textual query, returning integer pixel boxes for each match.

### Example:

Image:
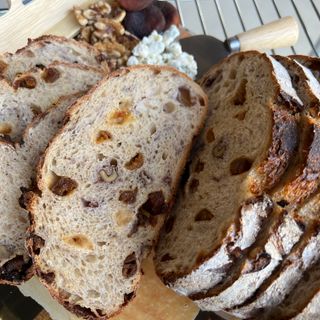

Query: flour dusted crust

[154,52,301,299]
[0,35,105,82]
[27,66,208,319]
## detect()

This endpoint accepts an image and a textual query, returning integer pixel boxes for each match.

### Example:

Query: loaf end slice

[27,66,208,318]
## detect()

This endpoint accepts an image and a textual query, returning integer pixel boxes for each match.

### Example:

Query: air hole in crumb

[229,69,237,79]
[30,104,42,117]
[206,128,215,143]
[163,102,175,113]
[234,110,247,120]
[195,209,214,221]
[177,86,196,107]
[230,157,252,175]
[97,242,106,247]
[87,290,100,298]
[232,79,247,106]
[97,153,106,161]
[161,253,174,262]
[277,200,289,208]
[162,152,168,160]
[189,179,199,193]
[150,124,157,135]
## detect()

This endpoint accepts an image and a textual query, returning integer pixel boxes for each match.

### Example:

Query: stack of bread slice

[0,36,104,285]
[155,52,320,319]
[0,33,208,319]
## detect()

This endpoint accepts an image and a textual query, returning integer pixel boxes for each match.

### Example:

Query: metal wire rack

[170,0,320,56]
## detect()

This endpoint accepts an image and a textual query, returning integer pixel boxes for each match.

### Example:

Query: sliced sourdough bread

[154,52,301,298]
[0,62,102,141]
[0,35,105,82]
[27,66,208,319]
[260,258,320,319]
[194,56,320,312]
[225,56,320,317]
[230,196,320,319]
[0,94,81,285]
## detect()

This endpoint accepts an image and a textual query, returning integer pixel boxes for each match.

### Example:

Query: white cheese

[127,25,198,79]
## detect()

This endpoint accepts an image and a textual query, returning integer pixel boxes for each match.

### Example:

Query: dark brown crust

[250,109,298,195]
[0,255,33,285]
[156,52,300,288]
[27,65,208,318]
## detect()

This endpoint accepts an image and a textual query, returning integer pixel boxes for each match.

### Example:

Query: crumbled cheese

[127,25,198,79]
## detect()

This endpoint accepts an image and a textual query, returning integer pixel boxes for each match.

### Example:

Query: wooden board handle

[236,16,299,51]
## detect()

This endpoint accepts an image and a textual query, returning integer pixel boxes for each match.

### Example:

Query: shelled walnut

[74,0,139,71]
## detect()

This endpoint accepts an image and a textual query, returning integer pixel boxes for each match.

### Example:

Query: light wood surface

[0,0,93,52]
[236,16,299,51]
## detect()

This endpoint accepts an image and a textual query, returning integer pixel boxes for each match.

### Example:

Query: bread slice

[154,52,302,299]
[0,94,81,285]
[0,35,105,82]
[0,62,102,141]
[223,56,320,317]
[259,258,320,319]
[27,66,208,318]
[193,56,320,312]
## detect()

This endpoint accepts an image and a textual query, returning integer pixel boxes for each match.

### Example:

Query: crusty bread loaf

[0,94,81,285]
[0,35,105,82]
[207,55,320,316]
[0,62,102,141]
[154,52,301,300]
[27,66,208,319]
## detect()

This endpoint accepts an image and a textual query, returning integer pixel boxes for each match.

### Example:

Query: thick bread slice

[27,66,208,319]
[0,35,104,82]
[194,56,320,312]
[0,62,102,141]
[259,258,320,319]
[0,94,81,285]
[154,52,301,297]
